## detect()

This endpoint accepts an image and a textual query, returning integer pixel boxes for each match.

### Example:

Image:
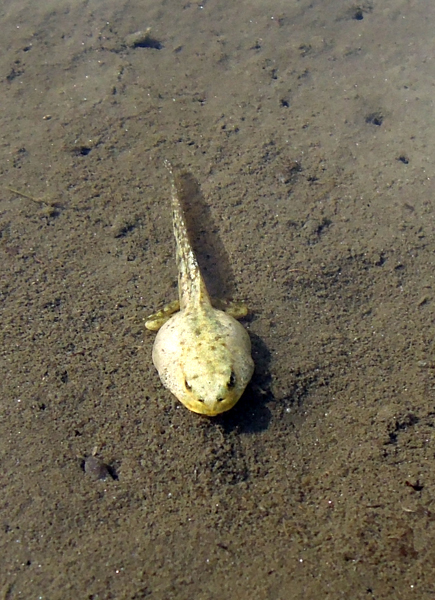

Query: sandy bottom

[1,1,435,598]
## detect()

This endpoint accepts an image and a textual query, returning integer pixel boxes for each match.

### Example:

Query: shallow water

[1,1,435,598]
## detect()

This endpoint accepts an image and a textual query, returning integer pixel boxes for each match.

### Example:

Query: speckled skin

[146,162,254,416]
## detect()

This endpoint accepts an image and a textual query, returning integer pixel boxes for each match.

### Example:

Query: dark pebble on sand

[84,456,110,481]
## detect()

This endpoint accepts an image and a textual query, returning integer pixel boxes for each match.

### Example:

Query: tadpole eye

[227,371,236,389]
[184,379,192,390]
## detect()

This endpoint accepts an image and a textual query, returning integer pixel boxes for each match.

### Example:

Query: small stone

[124,29,162,50]
[84,455,110,481]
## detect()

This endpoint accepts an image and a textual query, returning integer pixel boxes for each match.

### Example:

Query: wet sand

[1,1,435,598]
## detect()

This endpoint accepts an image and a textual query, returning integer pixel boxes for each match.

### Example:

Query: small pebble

[84,456,110,481]
[124,29,162,49]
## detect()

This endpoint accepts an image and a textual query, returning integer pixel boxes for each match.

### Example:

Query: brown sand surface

[1,1,435,598]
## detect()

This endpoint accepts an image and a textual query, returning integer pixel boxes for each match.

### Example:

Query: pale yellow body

[145,162,254,416]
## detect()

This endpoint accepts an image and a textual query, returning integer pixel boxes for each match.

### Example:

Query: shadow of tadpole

[173,168,236,299]
[213,331,274,434]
